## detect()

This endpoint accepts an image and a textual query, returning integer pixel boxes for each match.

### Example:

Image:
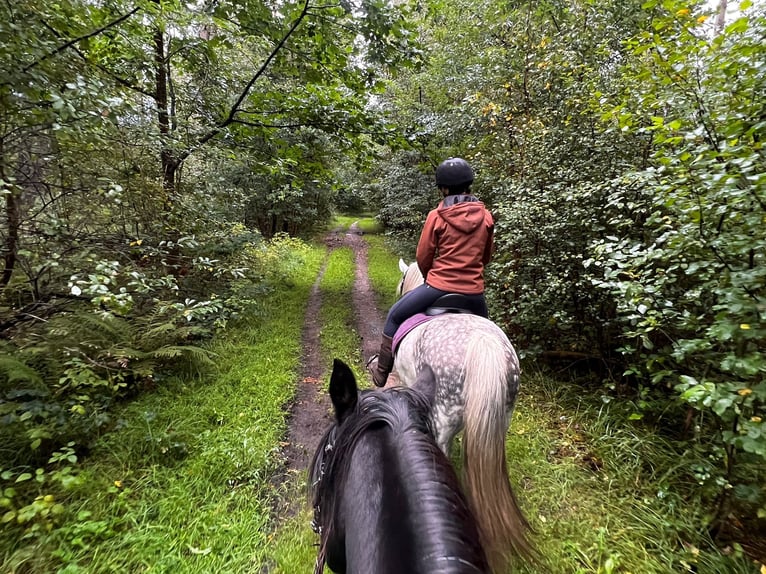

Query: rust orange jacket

[415,195,494,294]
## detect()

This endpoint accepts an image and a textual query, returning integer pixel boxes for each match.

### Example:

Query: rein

[311,425,337,574]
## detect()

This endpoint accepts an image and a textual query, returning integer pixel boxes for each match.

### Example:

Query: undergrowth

[3,225,760,573]
[507,366,760,573]
[361,237,762,573]
[0,238,324,573]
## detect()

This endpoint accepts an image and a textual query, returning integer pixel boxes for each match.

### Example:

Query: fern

[47,312,134,348]
[1,298,218,469]
[106,345,150,361]
[140,322,178,341]
[148,345,213,365]
[0,355,43,387]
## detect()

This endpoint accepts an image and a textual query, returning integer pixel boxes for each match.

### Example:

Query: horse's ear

[329,359,358,422]
[399,258,409,273]
[411,365,437,406]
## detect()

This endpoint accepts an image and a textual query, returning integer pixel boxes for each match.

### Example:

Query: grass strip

[264,243,363,572]
[1,242,324,574]
[318,247,363,379]
[362,233,401,309]
[507,369,758,574]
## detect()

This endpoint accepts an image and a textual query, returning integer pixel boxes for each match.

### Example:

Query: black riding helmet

[435,157,474,189]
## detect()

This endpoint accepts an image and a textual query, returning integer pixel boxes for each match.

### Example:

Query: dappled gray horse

[392,259,534,570]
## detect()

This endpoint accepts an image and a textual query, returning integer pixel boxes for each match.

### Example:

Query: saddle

[425,293,476,316]
[393,294,477,354]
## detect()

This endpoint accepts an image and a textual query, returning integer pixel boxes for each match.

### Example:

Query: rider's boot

[368,335,394,388]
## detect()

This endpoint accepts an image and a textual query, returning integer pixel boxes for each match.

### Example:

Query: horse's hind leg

[432,406,462,458]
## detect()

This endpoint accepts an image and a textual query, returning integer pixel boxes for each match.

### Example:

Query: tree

[593,0,765,528]
[0,0,421,484]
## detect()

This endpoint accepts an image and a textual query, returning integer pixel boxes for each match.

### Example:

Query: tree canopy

[0,0,420,502]
[1,0,763,560]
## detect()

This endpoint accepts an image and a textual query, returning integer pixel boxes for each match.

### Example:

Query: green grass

[265,243,372,573]
[5,230,760,573]
[1,241,325,574]
[506,368,759,574]
[329,214,382,235]
[363,234,402,309]
[260,506,318,573]
[259,246,366,574]
[318,247,363,378]
[353,217,382,235]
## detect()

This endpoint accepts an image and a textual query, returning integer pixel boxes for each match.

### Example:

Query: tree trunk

[715,0,728,36]
[154,27,177,200]
[1,184,20,290]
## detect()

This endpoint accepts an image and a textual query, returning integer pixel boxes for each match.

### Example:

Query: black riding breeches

[383,283,488,337]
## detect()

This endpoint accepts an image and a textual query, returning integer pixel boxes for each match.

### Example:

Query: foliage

[590,0,766,524]
[486,179,619,356]
[352,236,763,571]
[365,0,765,550]
[461,0,648,356]
[0,239,323,571]
[368,0,652,355]
[366,150,439,251]
[0,0,421,552]
[0,0,421,335]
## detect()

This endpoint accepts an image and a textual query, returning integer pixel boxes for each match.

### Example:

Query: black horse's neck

[313,387,489,574]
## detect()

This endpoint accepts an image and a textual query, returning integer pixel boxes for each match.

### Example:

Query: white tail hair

[463,332,535,571]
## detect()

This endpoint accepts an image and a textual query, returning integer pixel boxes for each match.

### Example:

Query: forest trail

[282,223,388,474]
[271,226,765,574]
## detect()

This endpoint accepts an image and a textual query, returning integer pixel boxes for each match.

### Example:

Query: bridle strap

[313,549,327,574]
[311,426,337,574]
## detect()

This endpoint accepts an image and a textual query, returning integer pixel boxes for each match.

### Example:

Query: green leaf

[2,511,15,523]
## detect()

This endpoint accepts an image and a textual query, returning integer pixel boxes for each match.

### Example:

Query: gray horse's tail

[463,333,535,571]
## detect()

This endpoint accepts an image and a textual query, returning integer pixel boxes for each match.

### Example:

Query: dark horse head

[309,359,489,574]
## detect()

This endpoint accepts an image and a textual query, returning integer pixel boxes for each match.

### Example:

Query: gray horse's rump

[395,313,519,452]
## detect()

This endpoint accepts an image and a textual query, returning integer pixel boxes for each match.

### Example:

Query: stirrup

[365,354,388,387]
[365,354,379,370]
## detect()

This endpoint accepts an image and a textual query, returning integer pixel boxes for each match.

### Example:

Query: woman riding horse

[369,157,494,387]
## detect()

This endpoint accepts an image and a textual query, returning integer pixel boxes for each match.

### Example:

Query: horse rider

[368,157,495,387]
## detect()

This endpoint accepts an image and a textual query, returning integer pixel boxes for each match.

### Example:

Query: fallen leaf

[187,546,211,556]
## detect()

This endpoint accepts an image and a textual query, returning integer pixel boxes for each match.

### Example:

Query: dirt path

[282,223,388,473]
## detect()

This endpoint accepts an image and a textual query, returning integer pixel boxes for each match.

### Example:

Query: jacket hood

[438,196,487,233]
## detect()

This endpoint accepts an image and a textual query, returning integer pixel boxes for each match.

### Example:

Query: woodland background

[0,0,764,568]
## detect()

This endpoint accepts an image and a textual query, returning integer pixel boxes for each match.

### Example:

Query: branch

[27,18,156,98]
[230,118,393,138]
[22,6,142,74]
[231,118,332,129]
[177,0,313,163]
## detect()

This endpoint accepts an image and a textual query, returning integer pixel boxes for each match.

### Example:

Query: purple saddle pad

[392,313,434,354]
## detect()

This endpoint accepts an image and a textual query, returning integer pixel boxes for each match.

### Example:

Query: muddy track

[281,223,388,474]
